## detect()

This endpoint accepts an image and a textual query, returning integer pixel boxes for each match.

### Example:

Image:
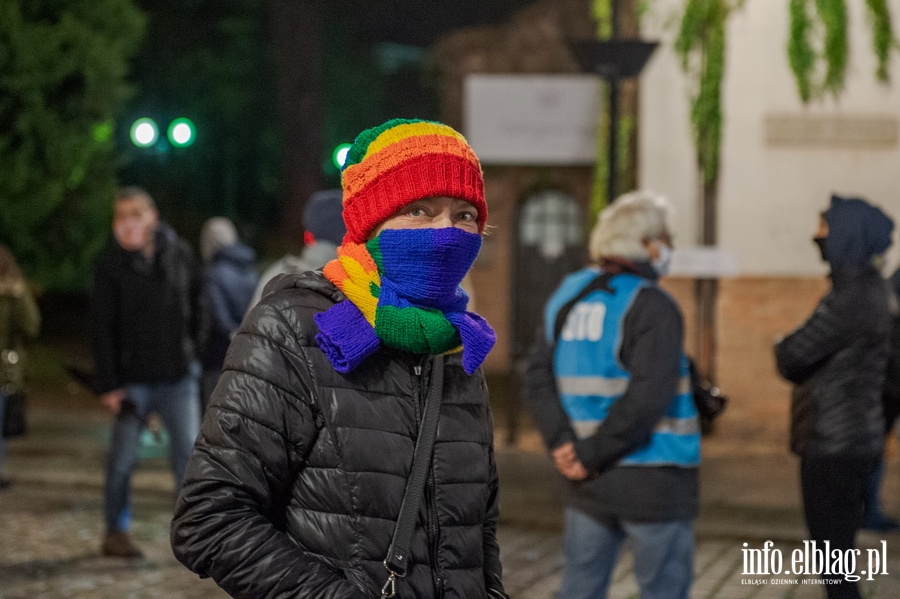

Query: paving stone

[5,404,900,598]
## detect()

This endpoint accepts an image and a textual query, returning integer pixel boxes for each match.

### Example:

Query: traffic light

[129,118,159,147]
[167,118,196,147]
[129,117,196,149]
[332,143,352,170]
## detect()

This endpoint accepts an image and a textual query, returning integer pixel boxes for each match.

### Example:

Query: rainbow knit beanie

[340,118,487,243]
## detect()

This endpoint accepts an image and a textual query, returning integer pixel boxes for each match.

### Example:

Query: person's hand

[101,389,128,414]
[551,442,589,481]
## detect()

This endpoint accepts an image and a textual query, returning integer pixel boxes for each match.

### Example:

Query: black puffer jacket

[775,266,890,457]
[171,272,507,599]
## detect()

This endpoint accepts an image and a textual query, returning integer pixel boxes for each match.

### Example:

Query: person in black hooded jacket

[775,194,894,599]
[171,119,508,599]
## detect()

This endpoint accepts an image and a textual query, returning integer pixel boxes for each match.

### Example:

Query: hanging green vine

[818,0,848,94]
[675,0,729,186]
[587,0,642,219]
[790,0,899,99]
[789,0,817,101]
[866,0,897,82]
[589,114,634,220]
[592,0,612,39]
[589,0,612,218]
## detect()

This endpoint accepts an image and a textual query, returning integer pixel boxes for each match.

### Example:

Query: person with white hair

[526,190,700,599]
[199,217,259,411]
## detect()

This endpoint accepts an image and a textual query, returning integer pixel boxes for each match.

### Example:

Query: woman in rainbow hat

[171,119,508,599]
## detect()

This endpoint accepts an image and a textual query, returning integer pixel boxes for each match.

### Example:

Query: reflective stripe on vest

[544,268,700,468]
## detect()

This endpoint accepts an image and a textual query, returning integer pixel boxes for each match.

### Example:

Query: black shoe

[102,531,145,558]
[0,477,11,490]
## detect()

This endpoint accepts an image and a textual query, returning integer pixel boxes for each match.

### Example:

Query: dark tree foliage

[121,0,280,245]
[0,0,144,290]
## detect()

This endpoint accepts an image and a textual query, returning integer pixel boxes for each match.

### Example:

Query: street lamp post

[569,1,657,204]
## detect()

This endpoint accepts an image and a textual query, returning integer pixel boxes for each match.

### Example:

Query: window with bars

[519,190,584,260]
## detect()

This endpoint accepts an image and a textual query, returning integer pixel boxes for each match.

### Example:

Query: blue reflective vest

[544,267,700,467]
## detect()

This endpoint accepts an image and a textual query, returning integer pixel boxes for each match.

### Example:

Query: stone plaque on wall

[765,114,899,147]
[463,74,601,165]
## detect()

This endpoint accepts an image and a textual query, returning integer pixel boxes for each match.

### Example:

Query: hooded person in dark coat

[775,194,894,599]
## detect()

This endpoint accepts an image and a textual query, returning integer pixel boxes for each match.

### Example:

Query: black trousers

[800,455,879,599]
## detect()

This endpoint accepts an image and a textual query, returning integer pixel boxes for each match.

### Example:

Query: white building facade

[640,0,900,276]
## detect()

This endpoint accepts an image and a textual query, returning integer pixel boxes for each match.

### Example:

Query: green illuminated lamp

[332,143,352,169]
[167,118,196,147]
[129,118,159,147]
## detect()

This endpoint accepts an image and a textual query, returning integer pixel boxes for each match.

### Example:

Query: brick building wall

[663,277,829,448]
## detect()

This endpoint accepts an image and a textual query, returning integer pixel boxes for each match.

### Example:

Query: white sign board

[670,247,741,278]
[463,74,601,165]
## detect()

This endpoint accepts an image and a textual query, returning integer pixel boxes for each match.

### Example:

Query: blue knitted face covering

[375,227,480,306]
[315,227,496,374]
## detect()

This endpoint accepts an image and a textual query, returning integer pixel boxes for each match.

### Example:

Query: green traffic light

[130,118,158,147]
[168,118,196,147]
[332,143,352,170]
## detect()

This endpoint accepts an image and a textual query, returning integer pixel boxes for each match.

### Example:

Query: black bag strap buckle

[381,559,407,597]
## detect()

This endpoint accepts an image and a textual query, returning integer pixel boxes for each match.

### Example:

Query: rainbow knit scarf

[314,227,495,374]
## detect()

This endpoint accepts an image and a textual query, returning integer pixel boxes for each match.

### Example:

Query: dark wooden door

[512,189,587,359]
[507,189,587,443]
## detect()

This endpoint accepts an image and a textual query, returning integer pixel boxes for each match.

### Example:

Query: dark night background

[119,0,539,258]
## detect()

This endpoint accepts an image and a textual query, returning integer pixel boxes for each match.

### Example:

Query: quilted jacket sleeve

[170,302,364,599]
[482,442,510,599]
[775,294,854,384]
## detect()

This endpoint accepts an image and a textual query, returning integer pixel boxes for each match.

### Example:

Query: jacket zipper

[414,357,445,598]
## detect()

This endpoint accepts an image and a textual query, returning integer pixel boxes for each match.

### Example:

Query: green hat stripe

[342,118,438,170]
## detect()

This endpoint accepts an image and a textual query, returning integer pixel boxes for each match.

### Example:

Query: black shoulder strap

[382,355,444,598]
[552,273,614,342]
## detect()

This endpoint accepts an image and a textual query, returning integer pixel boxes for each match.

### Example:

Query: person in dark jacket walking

[91,186,207,558]
[171,119,508,599]
[198,216,258,410]
[775,194,894,599]
[526,191,700,599]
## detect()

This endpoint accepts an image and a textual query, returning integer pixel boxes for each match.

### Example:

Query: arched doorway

[507,188,587,443]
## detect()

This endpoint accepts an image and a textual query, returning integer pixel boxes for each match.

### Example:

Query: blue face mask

[651,243,673,276]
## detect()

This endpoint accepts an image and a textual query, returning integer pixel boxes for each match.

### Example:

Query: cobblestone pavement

[4,401,900,598]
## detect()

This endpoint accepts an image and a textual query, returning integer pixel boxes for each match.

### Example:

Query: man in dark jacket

[171,119,507,598]
[775,194,894,599]
[91,186,206,558]
[526,191,700,599]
